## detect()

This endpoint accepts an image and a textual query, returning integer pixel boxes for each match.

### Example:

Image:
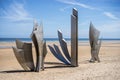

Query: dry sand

[0,41,120,80]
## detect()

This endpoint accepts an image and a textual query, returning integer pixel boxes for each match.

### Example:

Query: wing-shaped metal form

[89,22,101,62]
[89,22,100,47]
[12,47,29,71]
[16,39,24,49]
[97,39,102,55]
[12,39,35,71]
[12,20,47,72]
[58,30,71,62]
[22,42,35,71]
[31,33,40,71]
[48,45,70,65]
[43,41,47,60]
[31,21,47,72]
[41,41,47,70]
[53,44,70,65]
[48,8,78,66]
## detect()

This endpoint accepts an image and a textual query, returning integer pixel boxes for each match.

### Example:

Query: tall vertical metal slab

[71,8,78,67]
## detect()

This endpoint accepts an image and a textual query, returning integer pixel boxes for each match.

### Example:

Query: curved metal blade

[53,44,70,65]
[16,40,35,71]
[23,42,35,71]
[89,22,100,46]
[48,45,70,65]
[12,47,29,70]
[58,30,71,62]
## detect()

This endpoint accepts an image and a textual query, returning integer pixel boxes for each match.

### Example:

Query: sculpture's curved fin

[12,47,29,70]
[16,40,35,71]
[31,33,40,72]
[33,19,39,31]
[16,39,24,49]
[23,42,35,71]
[58,29,63,40]
[48,45,70,65]
[43,41,47,60]
[89,22,101,62]
[89,22,93,48]
[30,21,44,71]
[89,22,100,45]
[31,19,39,37]
[97,39,102,55]
[62,39,71,62]
[58,30,71,62]
[53,44,70,65]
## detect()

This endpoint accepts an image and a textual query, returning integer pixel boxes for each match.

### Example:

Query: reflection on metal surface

[13,20,47,72]
[89,22,101,62]
[12,40,34,71]
[48,8,78,66]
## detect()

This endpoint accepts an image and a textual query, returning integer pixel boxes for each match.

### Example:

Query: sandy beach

[0,41,120,80]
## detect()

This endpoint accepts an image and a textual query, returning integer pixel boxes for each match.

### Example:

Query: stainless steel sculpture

[31,20,47,72]
[71,8,78,67]
[58,30,71,62]
[48,8,78,66]
[12,20,47,72]
[48,44,70,65]
[12,40,35,71]
[89,22,101,62]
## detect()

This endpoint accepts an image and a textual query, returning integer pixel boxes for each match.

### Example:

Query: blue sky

[0,0,120,38]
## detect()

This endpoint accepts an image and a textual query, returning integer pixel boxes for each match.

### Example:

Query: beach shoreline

[0,40,120,48]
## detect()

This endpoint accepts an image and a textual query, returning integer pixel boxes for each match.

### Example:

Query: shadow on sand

[0,62,73,73]
[0,70,33,73]
[44,62,72,69]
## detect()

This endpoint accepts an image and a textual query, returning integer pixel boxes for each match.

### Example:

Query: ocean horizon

[0,38,120,42]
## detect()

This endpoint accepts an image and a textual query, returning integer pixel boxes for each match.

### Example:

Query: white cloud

[103,12,118,20]
[99,21,120,32]
[57,0,119,21]
[60,6,72,11]
[0,1,33,22]
[98,20,120,38]
[56,0,95,10]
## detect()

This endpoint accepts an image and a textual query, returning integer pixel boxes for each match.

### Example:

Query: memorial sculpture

[31,21,47,72]
[48,8,78,67]
[89,22,101,63]
[12,20,47,72]
[12,40,35,71]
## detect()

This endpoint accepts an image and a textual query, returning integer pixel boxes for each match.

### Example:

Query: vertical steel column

[71,8,78,67]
